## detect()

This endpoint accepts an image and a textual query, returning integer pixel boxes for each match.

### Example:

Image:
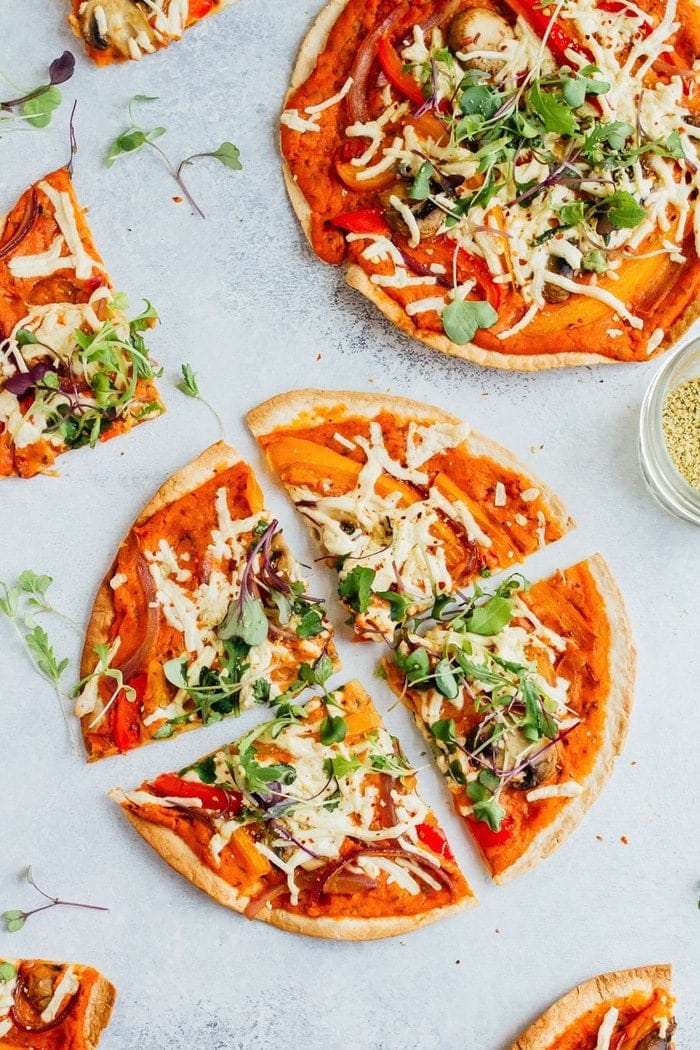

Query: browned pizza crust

[80,441,242,683]
[115,794,474,941]
[494,553,635,883]
[282,0,700,370]
[246,387,574,535]
[510,965,673,1049]
[83,973,118,1050]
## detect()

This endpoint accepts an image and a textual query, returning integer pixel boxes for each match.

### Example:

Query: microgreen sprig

[0,51,75,128]
[0,571,72,688]
[2,867,108,933]
[105,96,242,219]
[177,363,225,438]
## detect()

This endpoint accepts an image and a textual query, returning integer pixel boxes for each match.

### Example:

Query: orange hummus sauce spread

[259,408,565,582]
[548,989,674,1049]
[1,962,99,1049]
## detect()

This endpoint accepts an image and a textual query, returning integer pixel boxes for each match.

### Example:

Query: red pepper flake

[596,834,604,841]
[172,196,183,203]
[620,835,629,844]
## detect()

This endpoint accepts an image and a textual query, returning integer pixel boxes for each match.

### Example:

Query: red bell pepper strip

[377,34,426,107]
[150,773,244,815]
[598,1,652,36]
[467,813,515,848]
[416,822,454,860]
[188,0,215,19]
[501,0,594,67]
[112,673,146,752]
[331,208,391,235]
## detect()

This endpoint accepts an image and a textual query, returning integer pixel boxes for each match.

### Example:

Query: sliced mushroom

[380,186,444,241]
[636,1022,676,1050]
[448,8,514,75]
[79,0,153,57]
[509,742,558,790]
[466,725,558,790]
[542,256,575,304]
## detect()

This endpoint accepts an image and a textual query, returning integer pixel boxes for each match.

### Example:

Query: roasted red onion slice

[10,962,76,1033]
[347,6,408,123]
[114,538,160,683]
[0,189,39,260]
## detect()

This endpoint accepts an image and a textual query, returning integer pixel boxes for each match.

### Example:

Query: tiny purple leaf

[49,51,75,86]
[4,362,51,397]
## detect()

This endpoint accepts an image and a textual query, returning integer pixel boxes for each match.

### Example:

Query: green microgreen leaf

[374,589,414,623]
[177,363,199,398]
[430,718,457,746]
[442,298,498,345]
[582,249,608,273]
[528,81,577,136]
[599,190,646,229]
[22,86,62,127]
[3,912,26,933]
[320,714,347,746]
[324,754,361,780]
[434,657,459,698]
[338,565,376,614]
[0,962,17,980]
[409,161,434,201]
[471,795,506,831]
[217,595,268,647]
[462,594,513,636]
[296,609,324,638]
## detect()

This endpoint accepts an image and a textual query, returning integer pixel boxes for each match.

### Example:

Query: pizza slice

[74,441,337,760]
[248,389,572,641]
[510,965,676,1049]
[112,678,474,939]
[383,555,634,882]
[0,167,163,479]
[0,958,116,1049]
[69,0,239,65]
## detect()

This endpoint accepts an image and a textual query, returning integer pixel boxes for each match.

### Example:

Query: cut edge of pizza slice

[69,0,240,66]
[0,957,116,1049]
[382,553,635,884]
[0,166,163,479]
[75,440,338,760]
[111,678,475,941]
[247,388,574,642]
[509,965,675,1050]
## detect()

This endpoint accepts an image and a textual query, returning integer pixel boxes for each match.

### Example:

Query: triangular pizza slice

[69,0,239,65]
[0,167,163,478]
[75,441,337,760]
[248,389,573,641]
[112,679,474,939]
[382,555,634,883]
[510,965,675,1049]
[0,957,116,1049]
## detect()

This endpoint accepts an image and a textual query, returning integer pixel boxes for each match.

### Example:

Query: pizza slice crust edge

[509,965,673,1050]
[246,386,573,535]
[492,553,635,884]
[117,803,474,942]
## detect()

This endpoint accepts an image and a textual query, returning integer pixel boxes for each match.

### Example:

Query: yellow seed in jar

[661,376,700,491]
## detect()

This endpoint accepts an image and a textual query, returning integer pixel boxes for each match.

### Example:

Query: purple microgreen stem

[0,51,75,111]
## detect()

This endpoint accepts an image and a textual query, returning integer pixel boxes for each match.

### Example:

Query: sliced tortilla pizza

[0,167,163,479]
[248,389,572,642]
[112,678,474,940]
[0,957,116,1049]
[510,965,676,1049]
[69,0,239,65]
[75,441,337,760]
[383,555,634,882]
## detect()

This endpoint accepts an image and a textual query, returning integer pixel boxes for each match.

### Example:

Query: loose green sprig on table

[0,50,75,128]
[0,571,71,690]
[2,867,108,933]
[177,362,225,438]
[105,95,242,218]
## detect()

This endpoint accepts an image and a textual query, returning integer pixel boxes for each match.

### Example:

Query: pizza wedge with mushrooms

[0,167,163,479]
[510,965,676,1049]
[69,0,239,65]
[75,441,337,760]
[248,389,572,642]
[0,958,116,1049]
[280,0,700,369]
[383,555,634,882]
[112,678,474,939]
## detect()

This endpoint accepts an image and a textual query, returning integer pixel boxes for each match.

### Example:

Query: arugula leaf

[324,754,361,780]
[338,565,376,614]
[238,749,296,793]
[177,363,199,398]
[369,751,413,776]
[528,81,577,136]
[320,714,347,746]
[462,594,513,636]
[442,298,498,345]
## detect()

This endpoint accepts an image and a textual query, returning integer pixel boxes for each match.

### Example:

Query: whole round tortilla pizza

[280,0,700,369]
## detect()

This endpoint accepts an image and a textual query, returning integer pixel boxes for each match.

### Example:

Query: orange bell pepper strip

[433,472,509,561]
[229,827,272,879]
[377,34,425,106]
[334,161,397,194]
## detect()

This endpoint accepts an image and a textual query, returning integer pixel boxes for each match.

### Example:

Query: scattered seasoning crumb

[620,835,629,845]
[662,376,700,490]
[316,353,322,361]
[530,443,544,453]
[631,760,637,766]
[596,835,604,841]
[494,928,500,934]
[455,960,461,965]
[172,196,183,203]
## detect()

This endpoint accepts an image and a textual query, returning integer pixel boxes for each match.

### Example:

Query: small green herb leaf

[442,298,498,345]
[320,715,347,746]
[205,142,243,171]
[338,565,376,614]
[177,363,199,398]
[529,82,577,135]
[324,754,361,780]
[462,595,513,636]
[217,596,268,647]
[21,86,62,128]
[600,190,646,230]
[2,911,26,933]
[0,962,17,981]
[409,161,434,201]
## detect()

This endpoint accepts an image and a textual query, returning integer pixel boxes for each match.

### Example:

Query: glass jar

[639,335,700,525]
